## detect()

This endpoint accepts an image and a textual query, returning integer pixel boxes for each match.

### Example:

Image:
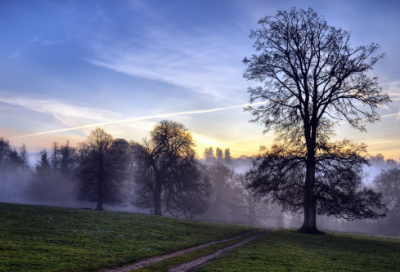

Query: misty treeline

[0,120,281,227]
[0,121,399,233]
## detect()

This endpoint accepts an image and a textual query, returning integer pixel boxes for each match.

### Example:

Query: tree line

[0,120,282,226]
[0,119,399,232]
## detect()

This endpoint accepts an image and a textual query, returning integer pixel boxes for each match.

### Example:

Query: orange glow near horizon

[3,110,399,161]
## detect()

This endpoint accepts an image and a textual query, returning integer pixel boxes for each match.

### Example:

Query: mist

[1,135,399,236]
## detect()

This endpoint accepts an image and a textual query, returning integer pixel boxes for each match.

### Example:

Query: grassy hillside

[0,202,256,271]
[199,229,400,271]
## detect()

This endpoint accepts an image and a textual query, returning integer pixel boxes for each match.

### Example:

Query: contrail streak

[8,101,267,139]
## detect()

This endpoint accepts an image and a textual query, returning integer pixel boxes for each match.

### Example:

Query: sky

[0,0,399,161]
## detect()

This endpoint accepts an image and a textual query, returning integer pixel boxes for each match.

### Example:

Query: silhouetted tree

[26,140,79,204]
[0,137,11,182]
[59,141,77,179]
[247,141,387,231]
[224,148,232,165]
[203,147,216,163]
[50,142,61,171]
[216,148,223,161]
[132,120,210,218]
[0,139,29,175]
[0,140,31,202]
[75,128,128,210]
[243,7,391,233]
[26,150,54,202]
[19,144,29,172]
[205,161,235,222]
[374,168,400,235]
[7,147,27,174]
[232,173,283,226]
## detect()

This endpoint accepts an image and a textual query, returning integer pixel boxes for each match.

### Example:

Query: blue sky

[1,0,399,160]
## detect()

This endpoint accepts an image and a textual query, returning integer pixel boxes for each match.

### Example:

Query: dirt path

[168,230,269,272]
[100,230,258,272]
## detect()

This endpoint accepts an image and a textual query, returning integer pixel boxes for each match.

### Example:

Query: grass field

[1,202,400,272]
[199,229,400,271]
[0,202,256,271]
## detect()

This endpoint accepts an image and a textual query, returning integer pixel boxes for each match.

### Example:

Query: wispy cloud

[0,93,124,127]
[8,36,70,58]
[84,8,250,104]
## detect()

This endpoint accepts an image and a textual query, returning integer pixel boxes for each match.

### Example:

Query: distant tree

[132,120,210,218]
[26,150,54,202]
[204,161,235,222]
[7,149,24,173]
[224,148,232,165]
[75,128,128,210]
[216,148,223,161]
[0,141,31,202]
[0,137,11,181]
[50,142,61,171]
[386,159,398,167]
[243,7,391,233]
[203,147,216,163]
[36,150,50,172]
[59,141,77,179]
[19,144,29,172]
[0,139,29,175]
[232,173,280,226]
[247,141,387,227]
[374,168,400,235]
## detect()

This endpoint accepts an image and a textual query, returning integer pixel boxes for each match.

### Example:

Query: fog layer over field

[0,136,399,236]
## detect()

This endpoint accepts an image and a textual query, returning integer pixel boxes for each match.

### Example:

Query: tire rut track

[168,230,270,272]
[100,230,258,272]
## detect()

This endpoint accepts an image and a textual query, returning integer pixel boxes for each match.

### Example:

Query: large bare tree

[243,8,391,233]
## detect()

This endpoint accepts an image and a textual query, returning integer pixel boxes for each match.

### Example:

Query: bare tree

[205,161,235,222]
[75,128,128,210]
[59,141,77,179]
[216,148,223,161]
[19,144,29,172]
[26,143,77,205]
[243,7,391,233]
[232,173,277,226]
[224,148,232,165]
[132,120,210,218]
[0,140,31,202]
[374,168,400,235]
[203,147,216,164]
[0,137,11,182]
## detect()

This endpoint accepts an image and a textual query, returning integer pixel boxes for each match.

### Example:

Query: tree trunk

[153,182,162,216]
[96,180,104,210]
[96,154,104,211]
[297,162,323,234]
[95,200,103,210]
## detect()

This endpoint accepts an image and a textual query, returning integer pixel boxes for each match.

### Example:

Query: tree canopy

[248,141,387,221]
[75,128,129,210]
[132,120,210,218]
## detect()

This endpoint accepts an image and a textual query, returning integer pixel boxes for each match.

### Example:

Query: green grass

[0,202,256,271]
[199,229,400,271]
